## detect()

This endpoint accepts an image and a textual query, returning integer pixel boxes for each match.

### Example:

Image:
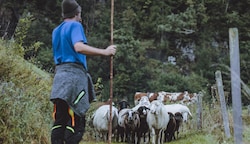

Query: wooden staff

[108,0,114,143]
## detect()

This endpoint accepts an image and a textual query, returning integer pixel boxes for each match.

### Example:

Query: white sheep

[164,103,192,122]
[147,100,170,144]
[92,105,118,142]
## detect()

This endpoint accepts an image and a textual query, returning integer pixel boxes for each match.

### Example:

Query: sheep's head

[138,106,150,116]
[149,100,162,114]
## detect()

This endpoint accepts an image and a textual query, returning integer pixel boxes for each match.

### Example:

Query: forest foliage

[0,0,250,105]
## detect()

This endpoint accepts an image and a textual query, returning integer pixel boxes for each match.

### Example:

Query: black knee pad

[51,139,64,144]
[64,131,84,144]
[64,117,86,144]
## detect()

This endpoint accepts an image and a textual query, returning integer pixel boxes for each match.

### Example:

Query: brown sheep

[174,112,183,139]
[164,112,176,142]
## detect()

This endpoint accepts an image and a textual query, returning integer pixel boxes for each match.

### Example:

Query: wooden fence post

[196,94,202,130]
[229,28,242,144]
[215,70,231,138]
[248,105,250,116]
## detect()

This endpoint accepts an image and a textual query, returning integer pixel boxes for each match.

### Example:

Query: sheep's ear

[189,112,192,117]
[103,110,109,118]
[115,110,119,116]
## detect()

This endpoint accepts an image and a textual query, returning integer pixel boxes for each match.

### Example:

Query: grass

[79,131,219,144]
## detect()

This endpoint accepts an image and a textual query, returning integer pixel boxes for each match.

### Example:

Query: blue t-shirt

[52,21,88,69]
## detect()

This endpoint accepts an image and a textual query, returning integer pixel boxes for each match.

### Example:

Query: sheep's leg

[125,128,131,143]
[156,133,160,144]
[142,133,146,143]
[95,131,100,141]
[134,132,138,144]
[164,130,167,142]
[148,132,151,144]
[137,131,142,144]
[104,132,108,142]
[150,128,156,144]
[177,130,179,139]
[173,131,176,140]
[160,129,164,144]
[169,132,174,142]
[155,129,163,144]
[116,127,119,142]
[155,129,160,144]
[117,126,123,142]
[132,131,135,143]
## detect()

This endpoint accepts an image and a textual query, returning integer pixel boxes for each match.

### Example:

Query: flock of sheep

[90,91,195,144]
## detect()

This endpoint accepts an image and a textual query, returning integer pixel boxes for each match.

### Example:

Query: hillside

[0,40,52,144]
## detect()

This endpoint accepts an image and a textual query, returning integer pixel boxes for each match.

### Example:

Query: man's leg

[51,99,69,144]
[64,110,86,144]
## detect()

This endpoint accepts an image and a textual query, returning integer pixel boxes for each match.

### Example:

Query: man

[50,0,116,143]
